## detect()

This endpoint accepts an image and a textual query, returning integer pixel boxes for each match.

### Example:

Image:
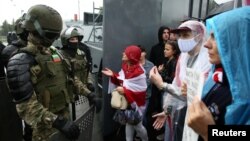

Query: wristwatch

[164,106,173,115]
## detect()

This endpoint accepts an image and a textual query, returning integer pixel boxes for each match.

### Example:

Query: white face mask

[177,36,199,52]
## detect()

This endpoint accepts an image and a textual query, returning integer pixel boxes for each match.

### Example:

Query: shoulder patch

[52,54,61,62]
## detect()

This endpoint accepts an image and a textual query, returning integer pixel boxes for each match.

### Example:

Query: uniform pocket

[73,60,86,71]
[30,65,41,84]
[47,84,69,113]
[45,61,57,77]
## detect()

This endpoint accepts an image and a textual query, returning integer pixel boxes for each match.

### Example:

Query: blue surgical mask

[177,36,198,52]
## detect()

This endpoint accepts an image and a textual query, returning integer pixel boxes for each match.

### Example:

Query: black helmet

[11,32,18,41]
[15,13,26,35]
[60,27,83,46]
[14,13,29,41]
[23,4,63,45]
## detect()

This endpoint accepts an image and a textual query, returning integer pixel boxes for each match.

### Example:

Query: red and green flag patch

[52,54,61,62]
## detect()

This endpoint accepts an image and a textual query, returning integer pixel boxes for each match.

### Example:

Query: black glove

[52,116,80,140]
[87,92,96,105]
[87,93,102,113]
[87,83,95,92]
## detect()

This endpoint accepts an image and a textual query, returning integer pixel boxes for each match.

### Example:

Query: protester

[149,26,170,141]
[150,20,211,141]
[188,6,250,141]
[102,45,148,141]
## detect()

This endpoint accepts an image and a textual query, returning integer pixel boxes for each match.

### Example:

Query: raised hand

[149,66,164,89]
[101,68,113,77]
[187,96,215,141]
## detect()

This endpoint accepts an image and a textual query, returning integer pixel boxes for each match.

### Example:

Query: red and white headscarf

[109,45,147,108]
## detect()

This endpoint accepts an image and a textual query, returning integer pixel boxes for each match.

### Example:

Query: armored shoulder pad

[2,45,18,57]
[7,52,35,103]
[1,45,19,66]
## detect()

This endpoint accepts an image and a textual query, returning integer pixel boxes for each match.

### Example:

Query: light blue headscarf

[204,6,250,124]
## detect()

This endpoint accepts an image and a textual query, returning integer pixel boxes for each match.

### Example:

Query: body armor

[59,48,90,96]
[7,52,35,103]
[33,47,72,113]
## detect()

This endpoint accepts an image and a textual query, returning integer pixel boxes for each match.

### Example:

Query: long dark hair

[165,40,180,59]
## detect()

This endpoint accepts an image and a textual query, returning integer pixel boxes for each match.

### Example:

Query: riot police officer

[6,5,80,141]
[71,26,93,74]
[7,31,18,45]
[1,13,29,72]
[0,14,29,141]
[59,27,98,108]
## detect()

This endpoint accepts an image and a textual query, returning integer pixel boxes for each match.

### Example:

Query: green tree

[0,20,14,36]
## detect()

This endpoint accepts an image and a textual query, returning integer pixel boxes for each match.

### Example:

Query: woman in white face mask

[177,31,201,53]
[149,20,211,141]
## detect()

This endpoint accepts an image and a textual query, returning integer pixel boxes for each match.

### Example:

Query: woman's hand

[102,68,113,77]
[152,112,167,130]
[149,66,164,89]
[181,81,187,97]
[158,64,164,72]
[116,86,124,94]
[187,96,215,141]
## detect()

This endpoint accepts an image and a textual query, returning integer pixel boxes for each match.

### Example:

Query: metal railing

[87,2,103,43]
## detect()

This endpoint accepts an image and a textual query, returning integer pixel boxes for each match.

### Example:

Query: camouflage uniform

[17,34,93,141]
[12,43,72,141]
[59,27,96,101]
[59,48,93,96]
[7,5,79,141]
